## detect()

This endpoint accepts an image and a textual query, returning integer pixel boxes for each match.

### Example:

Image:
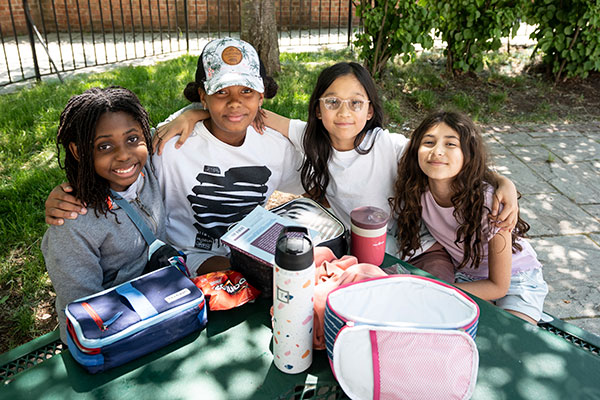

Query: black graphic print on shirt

[188,165,272,250]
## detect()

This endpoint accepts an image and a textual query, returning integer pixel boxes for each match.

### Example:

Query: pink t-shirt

[421,186,542,279]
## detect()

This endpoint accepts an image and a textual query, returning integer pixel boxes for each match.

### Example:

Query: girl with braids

[42,86,166,342]
[45,38,302,276]
[154,62,520,282]
[391,110,548,324]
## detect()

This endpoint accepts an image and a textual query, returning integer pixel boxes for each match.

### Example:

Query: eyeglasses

[319,97,370,112]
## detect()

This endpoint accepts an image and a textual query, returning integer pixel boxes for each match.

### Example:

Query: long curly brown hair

[390,110,529,269]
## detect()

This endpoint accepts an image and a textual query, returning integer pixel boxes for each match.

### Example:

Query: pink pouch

[325,275,480,400]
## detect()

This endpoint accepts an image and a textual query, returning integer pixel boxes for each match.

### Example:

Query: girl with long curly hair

[391,110,548,324]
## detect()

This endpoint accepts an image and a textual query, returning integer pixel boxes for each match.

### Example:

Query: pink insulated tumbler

[350,206,390,265]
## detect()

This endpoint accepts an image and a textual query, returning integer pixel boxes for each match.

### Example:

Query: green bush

[354,0,526,77]
[354,0,434,79]
[424,0,525,74]
[524,0,600,81]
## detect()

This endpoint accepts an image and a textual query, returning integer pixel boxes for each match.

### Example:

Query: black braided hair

[56,86,152,217]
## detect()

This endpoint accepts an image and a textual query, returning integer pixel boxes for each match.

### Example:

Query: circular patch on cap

[221,46,243,65]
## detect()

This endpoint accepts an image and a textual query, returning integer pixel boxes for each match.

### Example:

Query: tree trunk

[240,0,281,75]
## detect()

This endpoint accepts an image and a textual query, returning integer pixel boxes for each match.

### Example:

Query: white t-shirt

[287,120,435,257]
[154,107,303,269]
[288,119,408,229]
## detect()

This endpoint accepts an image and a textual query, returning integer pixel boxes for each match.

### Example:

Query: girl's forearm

[458,230,512,301]
[181,108,210,123]
[454,279,509,301]
[262,109,291,137]
[494,172,517,200]
[490,172,519,231]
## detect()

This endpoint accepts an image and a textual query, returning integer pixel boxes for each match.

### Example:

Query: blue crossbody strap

[115,282,158,320]
[109,190,164,257]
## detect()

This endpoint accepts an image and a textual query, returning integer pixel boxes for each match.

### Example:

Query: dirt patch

[381,51,600,130]
[0,286,57,354]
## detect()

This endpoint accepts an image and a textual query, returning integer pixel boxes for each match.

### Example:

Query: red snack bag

[192,270,261,311]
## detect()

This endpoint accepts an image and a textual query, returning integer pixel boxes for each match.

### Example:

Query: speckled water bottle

[273,226,315,374]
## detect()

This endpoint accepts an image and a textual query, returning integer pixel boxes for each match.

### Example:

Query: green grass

[488,90,508,114]
[451,92,480,114]
[0,56,202,351]
[0,45,598,352]
[412,89,438,110]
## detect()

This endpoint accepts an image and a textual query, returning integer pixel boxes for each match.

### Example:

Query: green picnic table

[1,254,600,399]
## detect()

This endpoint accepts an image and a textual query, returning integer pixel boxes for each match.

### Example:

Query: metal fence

[0,0,358,88]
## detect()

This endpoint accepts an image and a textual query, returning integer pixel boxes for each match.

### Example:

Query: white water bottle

[273,226,315,374]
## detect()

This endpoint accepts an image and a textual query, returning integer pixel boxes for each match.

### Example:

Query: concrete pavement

[483,121,600,338]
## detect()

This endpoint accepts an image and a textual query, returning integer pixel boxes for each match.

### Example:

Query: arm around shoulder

[154,105,210,155]
[490,172,518,232]
[45,183,87,226]
[262,109,291,137]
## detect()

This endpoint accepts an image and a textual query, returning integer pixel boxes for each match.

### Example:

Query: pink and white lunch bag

[324,275,480,400]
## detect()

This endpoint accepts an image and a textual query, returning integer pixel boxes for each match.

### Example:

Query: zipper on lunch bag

[81,302,122,331]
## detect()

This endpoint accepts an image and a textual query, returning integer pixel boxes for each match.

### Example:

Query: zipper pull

[134,197,151,217]
[134,197,158,232]
[102,311,123,331]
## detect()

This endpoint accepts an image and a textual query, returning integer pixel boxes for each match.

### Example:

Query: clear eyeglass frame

[318,97,370,112]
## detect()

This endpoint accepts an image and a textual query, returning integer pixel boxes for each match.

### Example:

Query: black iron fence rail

[0,0,359,88]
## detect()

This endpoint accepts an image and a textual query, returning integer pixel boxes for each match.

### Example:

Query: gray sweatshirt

[41,164,166,343]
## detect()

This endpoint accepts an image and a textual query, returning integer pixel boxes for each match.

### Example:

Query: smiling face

[317,74,373,151]
[417,122,464,184]
[200,85,264,146]
[90,111,148,192]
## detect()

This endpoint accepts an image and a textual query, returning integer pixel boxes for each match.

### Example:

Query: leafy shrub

[424,0,525,75]
[524,0,600,82]
[353,0,434,79]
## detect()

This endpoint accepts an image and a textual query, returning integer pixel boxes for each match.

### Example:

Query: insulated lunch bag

[324,275,480,400]
[229,198,347,296]
[270,197,348,258]
[66,266,207,373]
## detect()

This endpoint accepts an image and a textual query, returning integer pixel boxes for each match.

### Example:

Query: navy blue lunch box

[65,266,207,374]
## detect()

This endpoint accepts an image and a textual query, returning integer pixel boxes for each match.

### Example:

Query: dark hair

[183,49,278,102]
[56,86,152,217]
[301,62,384,201]
[390,110,529,269]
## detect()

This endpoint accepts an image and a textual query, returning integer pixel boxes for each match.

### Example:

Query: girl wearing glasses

[155,62,519,282]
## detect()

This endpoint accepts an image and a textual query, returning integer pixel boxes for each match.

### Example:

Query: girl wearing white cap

[44,38,303,276]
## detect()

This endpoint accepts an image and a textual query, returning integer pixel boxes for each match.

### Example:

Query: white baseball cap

[197,37,265,95]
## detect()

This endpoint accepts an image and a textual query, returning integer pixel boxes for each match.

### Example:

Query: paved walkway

[483,121,600,337]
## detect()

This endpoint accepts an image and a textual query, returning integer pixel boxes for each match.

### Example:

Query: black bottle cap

[275,226,314,271]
